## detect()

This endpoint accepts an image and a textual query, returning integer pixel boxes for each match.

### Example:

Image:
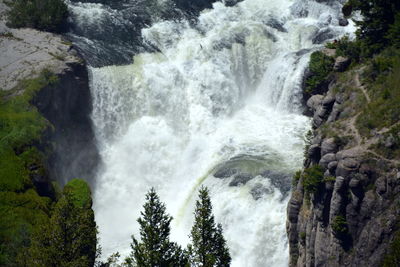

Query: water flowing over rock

[67,0,355,265]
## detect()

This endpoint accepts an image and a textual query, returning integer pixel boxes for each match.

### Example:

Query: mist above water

[67,0,355,265]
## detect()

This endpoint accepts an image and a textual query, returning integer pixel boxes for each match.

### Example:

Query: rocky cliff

[0,1,99,264]
[0,0,98,187]
[287,48,400,266]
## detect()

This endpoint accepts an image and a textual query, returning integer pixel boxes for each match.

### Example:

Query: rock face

[333,56,351,72]
[0,20,78,90]
[287,61,400,266]
[33,61,99,186]
[0,1,98,186]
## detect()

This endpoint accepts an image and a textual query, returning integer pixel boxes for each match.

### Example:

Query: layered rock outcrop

[287,54,400,266]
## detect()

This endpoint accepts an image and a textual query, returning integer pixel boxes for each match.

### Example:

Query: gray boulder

[334,56,351,72]
[307,94,324,111]
[320,153,336,168]
[321,138,337,156]
[328,161,338,172]
[338,17,349,26]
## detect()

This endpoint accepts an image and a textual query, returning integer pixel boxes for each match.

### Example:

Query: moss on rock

[63,178,92,209]
[0,70,59,265]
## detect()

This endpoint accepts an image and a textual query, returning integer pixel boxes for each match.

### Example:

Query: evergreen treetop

[189,186,231,267]
[130,188,188,267]
[344,0,400,54]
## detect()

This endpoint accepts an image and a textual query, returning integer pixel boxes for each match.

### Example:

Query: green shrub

[0,190,51,266]
[0,70,58,192]
[325,42,337,49]
[0,71,58,265]
[7,0,68,33]
[323,176,336,183]
[292,170,302,186]
[357,49,400,136]
[332,215,348,237]
[303,130,313,157]
[0,71,98,266]
[382,231,400,267]
[346,0,400,56]
[63,179,92,209]
[333,134,352,149]
[387,13,400,48]
[305,51,334,97]
[299,232,306,244]
[302,165,324,197]
[372,124,400,160]
[335,36,362,62]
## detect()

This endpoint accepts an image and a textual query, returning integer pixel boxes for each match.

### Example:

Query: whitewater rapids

[79,0,356,265]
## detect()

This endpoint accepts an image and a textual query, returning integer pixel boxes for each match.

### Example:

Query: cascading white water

[86,0,355,266]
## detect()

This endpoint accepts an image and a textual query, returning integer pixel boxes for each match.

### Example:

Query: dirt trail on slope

[339,68,400,166]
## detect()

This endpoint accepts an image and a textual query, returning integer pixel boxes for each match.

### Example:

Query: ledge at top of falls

[0,1,82,90]
[0,0,99,187]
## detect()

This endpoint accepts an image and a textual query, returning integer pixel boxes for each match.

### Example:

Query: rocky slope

[0,0,98,186]
[287,48,400,266]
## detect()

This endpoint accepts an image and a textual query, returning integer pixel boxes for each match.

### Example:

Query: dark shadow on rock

[33,61,100,188]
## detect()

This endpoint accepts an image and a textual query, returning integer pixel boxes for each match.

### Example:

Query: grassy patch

[48,52,65,61]
[61,40,73,46]
[305,51,334,97]
[356,49,400,136]
[372,124,400,160]
[0,32,22,41]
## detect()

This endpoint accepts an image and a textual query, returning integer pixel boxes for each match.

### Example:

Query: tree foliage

[26,180,97,267]
[7,0,68,32]
[129,188,188,267]
[302,165,324,199]
[189,186,231,267]
[127,187,230,267]
[305,51,334,97]
[344,0,400,55]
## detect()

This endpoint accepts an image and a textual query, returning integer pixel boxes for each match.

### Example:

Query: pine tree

[344,0,400,54]
[189,186,231,267]
[130,188,187,267]
[26,180,97,267]
[213,224,230,267]
[27,196,97,267]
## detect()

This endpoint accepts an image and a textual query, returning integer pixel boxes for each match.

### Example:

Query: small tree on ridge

[129,188,187,267]
[189,186,231,267]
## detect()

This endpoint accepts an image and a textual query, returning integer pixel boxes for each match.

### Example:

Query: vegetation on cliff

[27,179,97,267]
[288,1,400,266]
[305,52,335,97]
[0,71,56,266]
[7,0,68,32]
[343,0,400,55]
[0,72,97,266]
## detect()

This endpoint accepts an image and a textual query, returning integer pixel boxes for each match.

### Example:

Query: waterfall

[68,0,355,265]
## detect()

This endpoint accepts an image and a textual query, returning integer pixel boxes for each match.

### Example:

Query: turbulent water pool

[66,0,354,265]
